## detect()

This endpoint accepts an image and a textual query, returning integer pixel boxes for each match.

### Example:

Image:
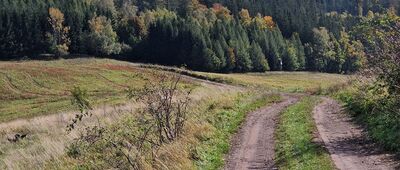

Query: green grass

[139,64,350,93]
[199,72,350,93]
[275,96,334,170]
[0,58,176,122]
[194,92,282,169]
[0,59,349,122]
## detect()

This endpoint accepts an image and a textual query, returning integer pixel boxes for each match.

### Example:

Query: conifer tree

[250,42,270,72]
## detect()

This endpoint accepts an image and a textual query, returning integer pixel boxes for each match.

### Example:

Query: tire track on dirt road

[313,97,400,170]
[224,94,301,170]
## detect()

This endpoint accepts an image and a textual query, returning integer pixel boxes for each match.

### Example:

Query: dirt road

[313,97,399,170]
[224,94,300,170]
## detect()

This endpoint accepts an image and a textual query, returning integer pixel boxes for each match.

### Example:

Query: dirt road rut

[224,94,300,170]
[313,97,399,170]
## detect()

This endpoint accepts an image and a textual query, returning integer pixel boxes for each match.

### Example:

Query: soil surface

[224,94,300,170]
[313,97,399,170]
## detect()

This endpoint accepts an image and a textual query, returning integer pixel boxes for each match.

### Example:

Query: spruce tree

[250,42,270,72]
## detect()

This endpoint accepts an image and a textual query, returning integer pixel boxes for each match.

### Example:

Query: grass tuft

[275,96,334,170]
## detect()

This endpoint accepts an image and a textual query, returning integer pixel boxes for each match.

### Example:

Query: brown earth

[313,97,400,170]
[224,94,300,170]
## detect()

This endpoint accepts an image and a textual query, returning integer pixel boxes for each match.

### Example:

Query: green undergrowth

[337,87,400,152]
[275,96,334,170]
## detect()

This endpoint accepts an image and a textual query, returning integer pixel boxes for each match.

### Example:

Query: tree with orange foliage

[212,3,232,20]
[263,16,275,29]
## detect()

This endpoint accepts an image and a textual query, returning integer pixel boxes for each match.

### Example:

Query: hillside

[0,59,350,122]
[0,59,169,122]
[0,58,350,169]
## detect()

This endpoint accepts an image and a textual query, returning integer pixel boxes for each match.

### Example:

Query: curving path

[224,94,300,170]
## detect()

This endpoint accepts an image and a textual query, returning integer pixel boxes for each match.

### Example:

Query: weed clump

[66,74,191,169]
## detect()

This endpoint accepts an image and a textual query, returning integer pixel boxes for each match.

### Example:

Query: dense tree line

[0,0,398,73]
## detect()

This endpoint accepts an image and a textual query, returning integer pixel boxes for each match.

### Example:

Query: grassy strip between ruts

[275,96,334,170]
[194,92,282,169]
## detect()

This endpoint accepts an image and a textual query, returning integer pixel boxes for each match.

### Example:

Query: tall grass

[52,91,280,169]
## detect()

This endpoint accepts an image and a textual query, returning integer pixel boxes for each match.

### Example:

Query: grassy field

[197,72,350,93]
[0,60,219,169]
[140,64,350,93]
[0,60,350,123]
[0,59,192,122]
[0,58,351,169]
[275,96,334,170]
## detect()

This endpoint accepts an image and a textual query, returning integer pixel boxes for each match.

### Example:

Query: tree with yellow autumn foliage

[239,9,252,27]
[46,7,70,56]
[87,16,121,56]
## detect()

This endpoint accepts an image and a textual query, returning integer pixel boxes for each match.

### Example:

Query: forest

[1,0,398,73]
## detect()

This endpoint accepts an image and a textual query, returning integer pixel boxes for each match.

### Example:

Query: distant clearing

[141,64,350,93]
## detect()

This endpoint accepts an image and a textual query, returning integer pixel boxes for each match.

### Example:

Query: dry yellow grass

[0,67,240,169]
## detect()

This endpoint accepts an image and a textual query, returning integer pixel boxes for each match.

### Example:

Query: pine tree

[250,42,270,72]
[291,33,306,70]
[282,45,299,71]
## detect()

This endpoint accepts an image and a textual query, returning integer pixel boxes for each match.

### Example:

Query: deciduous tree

[46,7,71,56]
[87,16,121,55]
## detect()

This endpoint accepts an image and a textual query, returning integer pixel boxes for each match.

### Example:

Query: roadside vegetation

[336,12,400,152]
[47,75,281,169]
[275,96,334,170]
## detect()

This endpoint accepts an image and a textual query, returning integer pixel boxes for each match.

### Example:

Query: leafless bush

[67,73,192,169]
[128,73,192,145]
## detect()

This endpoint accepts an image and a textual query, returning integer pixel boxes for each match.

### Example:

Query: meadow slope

[0,58,352,169]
